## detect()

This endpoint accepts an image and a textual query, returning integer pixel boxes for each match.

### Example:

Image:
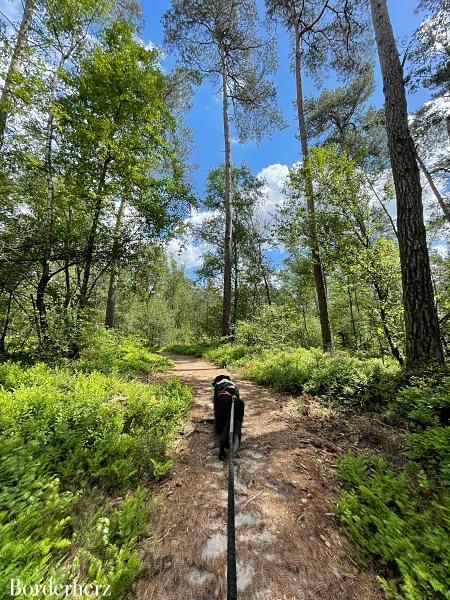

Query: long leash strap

[227,397,237,600]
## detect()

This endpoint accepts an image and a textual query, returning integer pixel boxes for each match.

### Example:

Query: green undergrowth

[166,342,219,357]
[76,329,173,376]
[173,342,399,407]
[336,368,450,599]
[0,345,192,599]
[171,341,450,597]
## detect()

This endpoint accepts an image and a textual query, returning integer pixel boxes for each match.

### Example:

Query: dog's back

[212,375,244,460]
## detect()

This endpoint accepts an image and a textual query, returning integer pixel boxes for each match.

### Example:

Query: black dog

[211,374,245,461]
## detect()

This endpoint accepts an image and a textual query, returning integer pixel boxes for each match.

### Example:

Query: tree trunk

[294,29,333,351]
[79,156,111,308]
[105,197,127,328]
[35,58,64,345]
[370,0,443,365]
[221,50,233,338]
[415,148,450,224]
[372,281,403,365]
[0,292,13,354]
[0,0,34,148]
[347,279,358,346]
[258,240,272,305]
[231,235,239,330]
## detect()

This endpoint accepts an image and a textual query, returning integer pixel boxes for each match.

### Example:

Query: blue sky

[143,0,431,198]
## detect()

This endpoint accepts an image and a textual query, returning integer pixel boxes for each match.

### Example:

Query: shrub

[199,343,398,405]
[406,428,450,487]
[75,329,172,376]
[336,453,450,599]
[205,343,260,368]
[166,342,218,357]
[236,347,322,393]
[303,352,397,405]
[390,375,450,427]
[0,360,193,595]
[234,305,321,348]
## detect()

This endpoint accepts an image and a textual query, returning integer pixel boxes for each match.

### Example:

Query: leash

[227,396,237,600]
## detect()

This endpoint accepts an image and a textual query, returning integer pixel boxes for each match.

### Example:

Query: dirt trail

[133,354,383,600]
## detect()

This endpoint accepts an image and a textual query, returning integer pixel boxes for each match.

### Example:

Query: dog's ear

[211,379,216,387]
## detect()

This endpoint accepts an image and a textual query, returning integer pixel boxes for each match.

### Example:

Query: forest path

[133,354,383,600]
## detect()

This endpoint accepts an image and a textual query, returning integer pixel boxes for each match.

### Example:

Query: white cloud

[166,208,218,269]
[167,168,291,268]
[166,236,206,269]
[255,163,290,234]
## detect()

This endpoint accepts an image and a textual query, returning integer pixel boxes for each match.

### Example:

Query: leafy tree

[163,0,282,337]
[265,0,367,350]
[195,164,274,328]
[286,145,404,362]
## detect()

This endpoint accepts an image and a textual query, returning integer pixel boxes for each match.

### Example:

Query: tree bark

[105,196,127,328]
[231,234,239,330]
[0,291,13,354]
[347,279,358,346]
[258,240,272,305]
[0,0,34,148]
[370,0,443,365]
[221,48,233,338]
[294,28,333,351]
[80,156,111,308]
[372,281,403,365]
[35,57,64,345]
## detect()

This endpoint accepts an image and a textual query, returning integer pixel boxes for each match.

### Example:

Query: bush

[234,305,321,348]
[336,453,450,599]
[198,343,398,406]
[390,374,450,427]
[303,352,397,405]
[205,343,260,367]
[0,359,193,596]
[236,347,322,393]
[76,329,172,376]
[166,342,218,357]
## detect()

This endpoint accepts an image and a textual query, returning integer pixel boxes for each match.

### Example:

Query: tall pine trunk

[370,0,443,365]
[0,0,34,148]
[294,30,333,351]
[221,49,233,338]
[105,197,127,328]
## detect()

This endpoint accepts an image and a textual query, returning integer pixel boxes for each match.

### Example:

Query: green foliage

[406,428,450,487]
[390,374,450,427]
[199,342,399,405]
[76,329,172,376]
[336,453,450,599]
[234,304,318,348]
[236,347,322,393]
[166,342,218,357]
[0,350,192,594]
[302,352,398,405]
[205,343,260,368]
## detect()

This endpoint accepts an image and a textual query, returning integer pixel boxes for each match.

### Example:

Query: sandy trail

[133,354,383,600]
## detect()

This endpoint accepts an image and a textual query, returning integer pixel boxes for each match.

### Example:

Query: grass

[0,333,192,599]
